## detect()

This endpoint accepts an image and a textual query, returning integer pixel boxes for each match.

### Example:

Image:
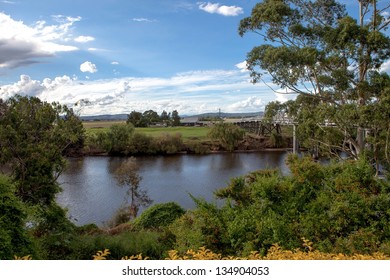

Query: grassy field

[83,120,126,129]
[83,121,210,141]
[136,126,210,140]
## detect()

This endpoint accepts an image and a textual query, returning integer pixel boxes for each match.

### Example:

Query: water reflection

[57,151,289,226]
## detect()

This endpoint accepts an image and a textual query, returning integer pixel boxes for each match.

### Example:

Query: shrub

[208,122,245,152]
[133,202,185,230]
[153,133,183,154]
[172,156,390,256]
[72,231,170,260]
[0,175,34,259]
[128,132,156,154]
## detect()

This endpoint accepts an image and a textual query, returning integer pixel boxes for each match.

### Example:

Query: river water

[57,151,289,226]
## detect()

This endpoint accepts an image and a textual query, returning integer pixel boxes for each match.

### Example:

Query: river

[57,151,290,226]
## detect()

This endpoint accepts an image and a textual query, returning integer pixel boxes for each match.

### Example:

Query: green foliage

[128,132,156,154]
[0,175,33,259]
[171,110,181,126]
[172,157,390,256]
[240,0,390,170]
[170,198,229,254]
[106,123,134,155]
[127,109,181,127]
[133,202,186,229]
[0,95,85,205]
[153,133,183,154]
[72,231,170,260]
[31,203,78,259]
[208,122,245,152]
[127,110,147,127]
[85,126,186,155]
[269,132,284,148]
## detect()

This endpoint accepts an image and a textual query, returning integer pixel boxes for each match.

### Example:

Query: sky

[0,0,389,116]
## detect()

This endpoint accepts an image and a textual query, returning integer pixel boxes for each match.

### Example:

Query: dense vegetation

[5,156,390,260]
[127,109,180,127]
[1,0,389,260]
[0,97,389,259]
[241,0,390,173]
[84,121,255,155]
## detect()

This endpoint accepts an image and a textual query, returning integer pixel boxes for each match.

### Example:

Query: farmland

[83,120,211,142]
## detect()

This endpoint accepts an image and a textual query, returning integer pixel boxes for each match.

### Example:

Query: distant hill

[80,114,128,121]
[80,112,263,121]
[189,112,263,119]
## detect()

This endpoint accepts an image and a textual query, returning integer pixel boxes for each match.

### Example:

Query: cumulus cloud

[235,61,248,73]
[74,35,95,43]
[80,61,98,73]
[0,12,82,69]
[227,96,264,111]
[111,61,119,65]
[0,75,44,99]
[198,2,243,16]
[0,70,280,116]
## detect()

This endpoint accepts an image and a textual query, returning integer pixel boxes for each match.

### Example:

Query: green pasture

[136,126,210,140]
[83,121,210,141]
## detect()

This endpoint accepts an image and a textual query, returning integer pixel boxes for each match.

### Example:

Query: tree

[240,0,390,170]
[114,157,152,219]
[160,110,170,121]
[0,95,85,205]
[127,110,147,127]
[160,110,171,126]
[208,122,245,152]
[106,123,134,155]
[142,110,160,126]
[0,175,33,259]
[171,110,181,126]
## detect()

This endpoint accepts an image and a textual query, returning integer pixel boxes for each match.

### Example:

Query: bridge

[225,116,299,154]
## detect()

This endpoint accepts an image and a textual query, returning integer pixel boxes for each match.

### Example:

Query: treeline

[85,123,184,155]
[85,122,248,155]
[127,110,180,127]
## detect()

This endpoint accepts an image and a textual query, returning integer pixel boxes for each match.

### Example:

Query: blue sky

[0,0,389,116]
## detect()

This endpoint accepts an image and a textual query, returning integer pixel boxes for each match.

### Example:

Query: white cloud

[227,96,264,111]
[198,2,243,16]
[0,75,44,99]
[0,70,280,116]
[74,35,95,43]
[111,61,120,65]
[80,61,98,73]
[235,61,248,73]
[0,12,82,69]
[274,90,298,103]
[132,18,156,23]
[380,59,390,73]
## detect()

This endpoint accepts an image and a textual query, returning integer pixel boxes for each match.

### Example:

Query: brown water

[57,151,289,226]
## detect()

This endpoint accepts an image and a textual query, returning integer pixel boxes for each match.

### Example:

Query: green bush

[134,202,185,229]
[172,156,390,257]
[128,132,156,154]
[71,231,170,260]
[208,122,245,152]
[153,133,183,154]
[0,175,34,259]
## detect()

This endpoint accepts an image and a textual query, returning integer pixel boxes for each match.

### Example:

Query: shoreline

[69,147,293,158]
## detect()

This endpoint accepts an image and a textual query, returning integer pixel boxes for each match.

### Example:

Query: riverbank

[75,123,295,158]
[80,134,293,157]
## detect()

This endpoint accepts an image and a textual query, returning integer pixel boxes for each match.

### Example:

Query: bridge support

[293,124,299,154]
